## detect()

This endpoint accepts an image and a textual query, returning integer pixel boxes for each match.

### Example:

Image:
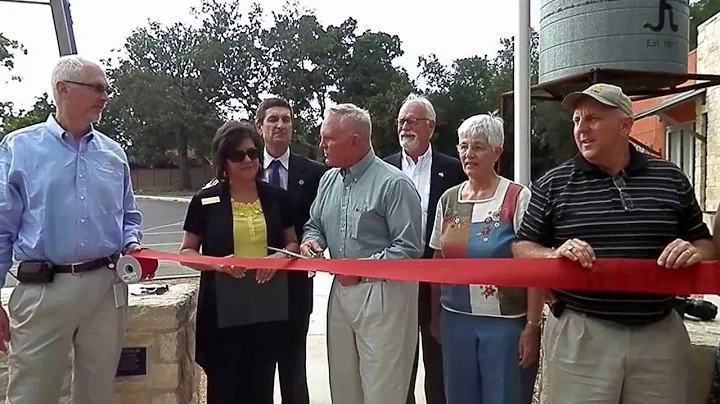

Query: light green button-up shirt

[303,150,424,261]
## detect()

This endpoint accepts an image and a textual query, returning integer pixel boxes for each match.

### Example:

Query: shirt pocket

[89,155,125,213]
[348,202,371,239]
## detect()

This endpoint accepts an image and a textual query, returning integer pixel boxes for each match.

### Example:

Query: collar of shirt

[263,147,290,170]
[573,144,648,176]
[401,144,432,169]
[342,149,375,183]
[45,114,95,144]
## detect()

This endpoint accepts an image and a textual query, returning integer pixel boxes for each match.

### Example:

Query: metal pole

[49,0,77,56]
[514,0,531,185]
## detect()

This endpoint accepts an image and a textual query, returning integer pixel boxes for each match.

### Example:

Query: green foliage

[417,31,574,180]
[2,0,714,189]
[263,5,414,157]
[0,32,26,81]
[101,11,228,187]
[690,0,720,49]
[0,94,55,138]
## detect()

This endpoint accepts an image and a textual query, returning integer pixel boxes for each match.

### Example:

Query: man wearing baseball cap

[513,83,714,403]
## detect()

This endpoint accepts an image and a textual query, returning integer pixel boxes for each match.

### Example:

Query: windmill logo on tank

[644,0,679,32]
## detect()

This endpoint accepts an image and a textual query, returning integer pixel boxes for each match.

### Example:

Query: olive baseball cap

[562,83,634,117]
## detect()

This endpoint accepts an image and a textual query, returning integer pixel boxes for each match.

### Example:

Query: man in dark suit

[384,94,466,404]
[255,97,326,404]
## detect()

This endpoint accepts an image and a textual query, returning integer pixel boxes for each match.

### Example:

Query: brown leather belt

[53,255,119,274]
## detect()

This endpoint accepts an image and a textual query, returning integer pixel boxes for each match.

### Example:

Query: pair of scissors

[267,246,310,259]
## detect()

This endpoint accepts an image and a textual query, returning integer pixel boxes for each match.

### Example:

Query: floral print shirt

[429,177,531,317]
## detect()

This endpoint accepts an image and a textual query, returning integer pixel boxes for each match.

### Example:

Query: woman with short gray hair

[428,113,543,403]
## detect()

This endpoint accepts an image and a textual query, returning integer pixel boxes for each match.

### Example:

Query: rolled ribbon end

[116,255,159,284]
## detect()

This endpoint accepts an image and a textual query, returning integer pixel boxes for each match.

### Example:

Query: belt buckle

[69,262,84,275]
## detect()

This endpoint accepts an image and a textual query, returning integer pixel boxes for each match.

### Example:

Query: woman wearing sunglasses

[179,120,300,403]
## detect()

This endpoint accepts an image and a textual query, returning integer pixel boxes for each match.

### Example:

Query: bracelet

[527,319,542,327]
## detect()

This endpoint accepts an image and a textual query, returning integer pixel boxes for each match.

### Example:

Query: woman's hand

[518,322,541,368]
[254,251,287,284]
[217,264,246,278]
[214,255,246,278]
[255,269,277,284]
[179,232,234,273]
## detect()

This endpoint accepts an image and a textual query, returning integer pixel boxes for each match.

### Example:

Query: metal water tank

[539,0,690,88]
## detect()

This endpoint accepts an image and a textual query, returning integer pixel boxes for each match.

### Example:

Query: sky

[0,0,542,110]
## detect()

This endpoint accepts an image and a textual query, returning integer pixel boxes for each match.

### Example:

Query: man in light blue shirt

[300,103,423,404]
[0,55,142,403]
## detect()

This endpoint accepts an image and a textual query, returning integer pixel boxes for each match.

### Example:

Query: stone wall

[697,12,720,211]
[114,283,201,404]
[0,282,201,404]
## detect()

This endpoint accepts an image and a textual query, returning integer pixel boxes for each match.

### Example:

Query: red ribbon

[131,249,720,295]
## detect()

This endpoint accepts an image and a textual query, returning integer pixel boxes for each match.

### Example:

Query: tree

[690,0,720,49]
[496,32,575,180]
[0,32,25,81]
[0,93,55,137]
[417,31,575,181]
[263,3,415,157]
[0,33,31,138]
[1,1,588,189]
[418,54,501,156]
[103,15,226,188]
[331,29,415,156]
[196,0,271,116]
[262,2,339,156]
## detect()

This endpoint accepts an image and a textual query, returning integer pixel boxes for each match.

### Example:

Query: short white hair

[50,55,102,100]
[324,103,373,138]
[457,112,504,149]
[399,93,436,121]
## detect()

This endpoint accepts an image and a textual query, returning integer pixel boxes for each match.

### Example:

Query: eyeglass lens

[228,148,260,162]
[612,176,634,211]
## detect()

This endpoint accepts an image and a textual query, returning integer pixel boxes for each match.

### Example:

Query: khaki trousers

[543,309,690,404]
[5,267,128,404]
[327,278,418,404]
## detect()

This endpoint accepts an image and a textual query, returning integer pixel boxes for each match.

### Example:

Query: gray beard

[399,136,419,153]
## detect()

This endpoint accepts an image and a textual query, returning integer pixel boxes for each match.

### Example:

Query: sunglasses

[227,147,260,162]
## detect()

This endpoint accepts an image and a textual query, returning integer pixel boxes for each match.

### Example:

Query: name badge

[201,196,221,205]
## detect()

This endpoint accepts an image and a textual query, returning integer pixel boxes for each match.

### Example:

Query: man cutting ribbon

[300,103,424,404]
[513,83,715,404]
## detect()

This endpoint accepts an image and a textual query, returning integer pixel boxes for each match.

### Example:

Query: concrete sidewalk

[273,272,428,404]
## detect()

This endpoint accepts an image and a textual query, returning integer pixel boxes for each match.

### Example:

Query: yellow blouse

[231,200,267,258]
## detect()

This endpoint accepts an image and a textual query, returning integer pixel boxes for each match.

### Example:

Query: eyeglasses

[456,143,489,155]
[227,147,260,162]
[397,117,430,127]
[65,80,114,96]
[611,175,634,211]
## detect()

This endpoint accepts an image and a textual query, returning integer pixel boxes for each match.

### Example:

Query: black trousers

[277,315,311,404]
[205,321,283,404]
[407,307,446,404]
